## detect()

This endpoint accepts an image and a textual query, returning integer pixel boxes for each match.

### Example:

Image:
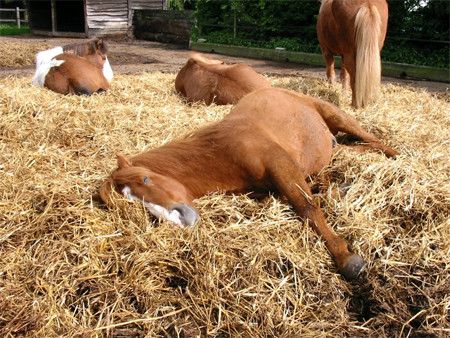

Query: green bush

[194,0,449,69]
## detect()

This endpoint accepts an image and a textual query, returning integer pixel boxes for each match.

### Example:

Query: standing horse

[99,88,398,280]
[317,0,388,108]
[32,38,113,95]
[175,53,270,105]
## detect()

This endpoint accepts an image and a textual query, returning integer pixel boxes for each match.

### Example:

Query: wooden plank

[131,0,164,9]
[86,11,128,17]
[51,0,56,34]
[88,17,128,22]
[87,3,127,8]
[0,8,26,12]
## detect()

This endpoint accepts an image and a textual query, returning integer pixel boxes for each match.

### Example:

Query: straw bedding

[0,69,449,337]
[0,41,52,68]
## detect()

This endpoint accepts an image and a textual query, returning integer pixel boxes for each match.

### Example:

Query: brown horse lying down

[32,38,112,95]
[100,88,398,280]
[175,53,270,105]
[317,0,388,108]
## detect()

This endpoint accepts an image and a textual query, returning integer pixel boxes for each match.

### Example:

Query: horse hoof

[339,254,366,281]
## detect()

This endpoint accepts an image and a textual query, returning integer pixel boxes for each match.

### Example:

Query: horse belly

[276,111,334,175]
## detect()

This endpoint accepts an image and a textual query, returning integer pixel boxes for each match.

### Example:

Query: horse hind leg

[323,52,336,84]
[339,57,350,91]
[315,100,399,158]
[44,70,70,94]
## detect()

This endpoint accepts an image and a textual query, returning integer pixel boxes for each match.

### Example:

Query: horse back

[175,55,269,105]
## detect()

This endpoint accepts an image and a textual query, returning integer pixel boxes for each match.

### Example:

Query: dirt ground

[1,35,449,94]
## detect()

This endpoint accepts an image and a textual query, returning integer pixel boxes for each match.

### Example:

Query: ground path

[1,35,448,94]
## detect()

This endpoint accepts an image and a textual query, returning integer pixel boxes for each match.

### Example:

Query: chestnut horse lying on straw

[317,0,388,108]
[175,53,270,105]
[32,38,113,95]
[100,88,398,280]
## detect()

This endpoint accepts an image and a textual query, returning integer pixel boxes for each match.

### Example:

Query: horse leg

[264,151,365,280]
[44,70,70,94]
[313,99,398,157]
[323,52,336,84]
[340,57,350,91]
[342,54,358,108]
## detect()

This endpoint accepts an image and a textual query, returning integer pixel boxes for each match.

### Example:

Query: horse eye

[143,176,150,185]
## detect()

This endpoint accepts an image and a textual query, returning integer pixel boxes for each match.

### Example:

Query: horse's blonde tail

[354,4,382,108]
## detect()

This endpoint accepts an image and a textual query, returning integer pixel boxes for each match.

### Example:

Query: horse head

[100,154,198,227]
[84,39,108,69]
[62,38,109,70]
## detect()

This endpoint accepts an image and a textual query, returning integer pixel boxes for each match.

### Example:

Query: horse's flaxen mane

[62,38,108,56]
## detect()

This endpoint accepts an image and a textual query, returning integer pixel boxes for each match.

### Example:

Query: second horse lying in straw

[100,88,398,280]
[32,38,113,95]
[175,53,270,105]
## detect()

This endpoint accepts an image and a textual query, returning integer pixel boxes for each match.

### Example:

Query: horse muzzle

[170,203,199,227]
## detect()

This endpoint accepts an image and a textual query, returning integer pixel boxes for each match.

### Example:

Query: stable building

[27,0,168,37]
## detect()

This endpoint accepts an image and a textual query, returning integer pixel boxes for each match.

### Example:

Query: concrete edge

[190,42,450,83]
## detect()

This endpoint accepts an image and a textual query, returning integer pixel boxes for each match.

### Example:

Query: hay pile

[0,40,52,68]
[0,72,448,337]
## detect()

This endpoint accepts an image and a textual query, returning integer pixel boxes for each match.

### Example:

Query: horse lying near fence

[317,0,388,108]
[100,87,398,280]
[175,53,270,105]
[32,38,113,95]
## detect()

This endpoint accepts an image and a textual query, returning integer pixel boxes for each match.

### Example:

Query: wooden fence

[0,7,28,28]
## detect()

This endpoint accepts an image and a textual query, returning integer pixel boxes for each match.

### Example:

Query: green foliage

[0,24,29,36]
[194,0,449,69]
[199,30,447,68]
[167,0,196,10]
[201,31,320,54]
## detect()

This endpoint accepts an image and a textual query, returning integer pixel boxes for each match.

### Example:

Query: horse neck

[131,126,244,198]
[63,40,99,57]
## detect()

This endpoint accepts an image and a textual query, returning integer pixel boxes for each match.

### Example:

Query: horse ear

[116,153,132,169]
[96,38,108,53]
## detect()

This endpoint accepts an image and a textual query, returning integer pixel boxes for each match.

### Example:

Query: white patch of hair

[32,46,64,87]
[122,186,183,227]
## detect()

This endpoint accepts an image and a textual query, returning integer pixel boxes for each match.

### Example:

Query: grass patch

[0,24,30,36]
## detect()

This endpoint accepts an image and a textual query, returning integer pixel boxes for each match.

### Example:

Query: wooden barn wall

[131,0,167,10]
[85,0,166,36]
[86,0,128,36]
[134,10,194,45]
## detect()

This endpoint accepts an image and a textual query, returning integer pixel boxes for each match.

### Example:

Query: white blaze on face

[102,57,114,83]
[122,186,184,227]
[32,46,65,87]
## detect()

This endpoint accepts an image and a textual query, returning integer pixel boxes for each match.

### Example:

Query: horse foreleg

[314,100,399,158]
[265,152,365,280]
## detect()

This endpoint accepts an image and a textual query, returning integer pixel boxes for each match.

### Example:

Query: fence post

[16,7,21,28]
